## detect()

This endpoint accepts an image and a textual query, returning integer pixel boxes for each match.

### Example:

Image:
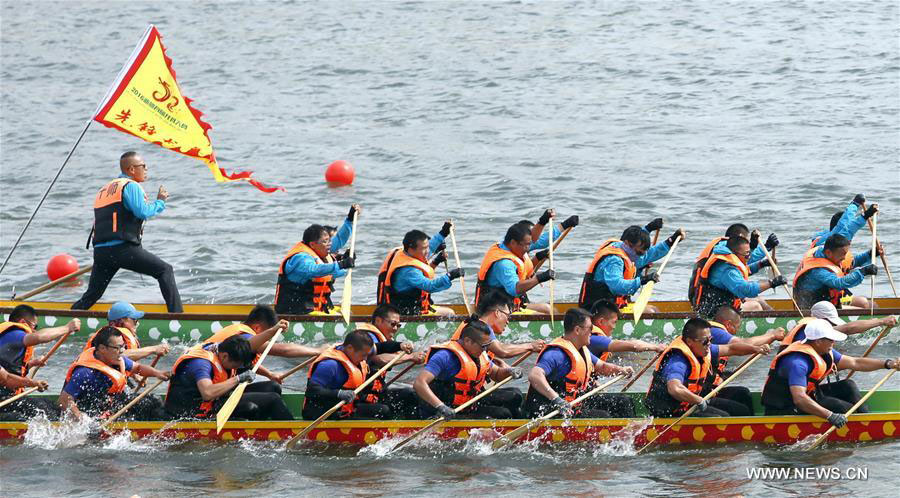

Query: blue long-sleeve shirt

[392,262,453,294]
[592,240,671,297]
[94,174,166,248]
[796,247,869,292]
[484,242,525,296]
[530,225,562,251]
[707,246,760,298]
[331,218,353,253]
[811,202,867,247]
[712,240,766,275]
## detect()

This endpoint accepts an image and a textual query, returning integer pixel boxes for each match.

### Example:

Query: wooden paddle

[28,328,75,378]
[492,374,626,450]
[12,264,93,301]
[863,203,897,297]
[619,350,665,392]
[216,327,283,433]
[280,356,317,381]
[633,234,682,323]
[286,352,405,449]
[383,361,416,389]
[134,352,163,390]
[510,350,534,367]
[0,386,41,410]
[759,242,804,317]
[548,222,555,328]
[100,378,166,429]
[870,213,877,315]
[448,223,472,315]
[531,227,573,275]
[808,368,896,449]
[845,324,895,380]
[389,375,515,454]
[637,352,764,454]
[340,210,359,325]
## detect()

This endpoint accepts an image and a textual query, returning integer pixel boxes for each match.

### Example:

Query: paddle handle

[281,356,317,381]
[643,229,662,276]
[862,203,896,298]
[13,264,93,301]
[809,368,896,449]
[135,352,163,390]
[845,324,895,380]
[620,350,664,392]
[0,386,40,410]
[448,224,472,315]
[548,222,555,327]
[531,227,572,275]
[251,328,283,375]
[28,329,74,378]
[870,213,877,314]
[510,350,534,367]
[759,242,804,317]
[638,352,764,453]
[101,378,165,429]
[383,361,416,389]
[654,235,681,276]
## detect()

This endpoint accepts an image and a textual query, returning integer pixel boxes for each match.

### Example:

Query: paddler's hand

[641,271,660,285]
[347,204,360,221]
[769,275,788,288]
[440,221,453,237]
[644,218,663,233]
[68,318,81,333]
[268,372,284,384]
[561,215,579,230]
[436,403,456,420]
[852,193,866,208]
[768,327,787,342]
[157,185,168,201]
[30,379,49,392]
[409,351,427,364]
[338,253,356,270]
[863,203,878,219]
[765,233,779,251]
[551,396,574,418]
[448,268,465,280]
[880,316,898,328]
[530,340,545,352]
[646,343,665,353]
[619,366,635,378]
[507,367,524,379]
[755,344,772,355]
[26,357,47,369]
[860,264,878,277]
[666,228,685,246]
[337,389,356,403]
[237,371,256,384]
[536,269,556,283]
[749,230,760,250]
[696,399,709,412]
[534,249,549,261]
[827,412,848,428]
[400,342,414,354]
[538,209,555,226]
[154,344,171,356]
[154,370,172,381]
[431,250,447,267]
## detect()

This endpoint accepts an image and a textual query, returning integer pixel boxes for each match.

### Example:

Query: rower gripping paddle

[216,327,284,433]
[632,234,682,323]
[809,368,896,449]
[340,210,359,325]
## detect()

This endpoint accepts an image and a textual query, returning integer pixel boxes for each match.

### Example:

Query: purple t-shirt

[709,326,735,345]
[0,327,28,366]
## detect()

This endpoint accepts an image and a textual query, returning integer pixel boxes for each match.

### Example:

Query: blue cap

[108,301,145,321]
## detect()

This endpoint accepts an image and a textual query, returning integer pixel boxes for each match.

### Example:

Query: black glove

[757,258,772,269]
[347,204,359,221]
[561,215,579,230]
[769,275,787,288]
[697,399,709,412]
[852,193,866,207]
[237,371,256,383]
[337,389,356,403]
[508,367,523,379]
[641,271,660,285]
[749,231,760,250]
[338,254,355,270]
[827,412,848,428]
[436,403,456,420]
[538,209,552,226]
[440,222,452,237]
[765,233,779,251]
[550,396,574,418]
[860,264,878,277]
[448,268,465,280]
[536,269,556,283]
[431,251,448,267]
[534,249,549,261]
[666,229,684,246]
[864,204,878,219]
[644,217,663,233]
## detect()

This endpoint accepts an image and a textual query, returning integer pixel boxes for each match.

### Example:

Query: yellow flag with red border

[94,25,282,193]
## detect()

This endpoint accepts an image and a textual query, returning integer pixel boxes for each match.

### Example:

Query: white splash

[23,413,97,449]
[591,417,653,457]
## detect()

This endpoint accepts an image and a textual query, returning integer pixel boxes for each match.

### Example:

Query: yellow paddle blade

[216,381,249,434]
[632,281,655,324]
[492,419,540,450]
[340,270,352,325]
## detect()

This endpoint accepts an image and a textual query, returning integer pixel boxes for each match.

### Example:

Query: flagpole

[0,119,93,276]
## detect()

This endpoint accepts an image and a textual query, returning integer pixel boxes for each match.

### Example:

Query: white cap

[803,319,848,342]
[810,301,845,326]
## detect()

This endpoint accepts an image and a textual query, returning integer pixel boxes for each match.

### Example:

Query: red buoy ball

[325,160,355,186]
[47,253,78,281]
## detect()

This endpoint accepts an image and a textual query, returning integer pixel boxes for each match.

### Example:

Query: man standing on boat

[793,234,878,309]
[693,236,787,318]
[376,223,463,316]
[523,308,634,418]
[761,319,900,428]
[274,205,359,315]
[475,222,557,314]
[579,222,683,313]
[0,305,80,418]
[645,318,769,417]
[72,151,183,312]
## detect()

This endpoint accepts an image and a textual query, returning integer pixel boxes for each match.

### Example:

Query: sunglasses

[479,341,492,351]
[101,342,126,352]
[694,336,712,346]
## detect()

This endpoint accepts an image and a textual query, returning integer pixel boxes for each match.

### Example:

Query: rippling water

[1,0,899,496]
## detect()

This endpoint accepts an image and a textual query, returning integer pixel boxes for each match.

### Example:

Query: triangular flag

[93,25,282,193]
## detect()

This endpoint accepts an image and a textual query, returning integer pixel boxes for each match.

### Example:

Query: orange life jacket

[166,348,234,418]
[579,239,636,309]
[92,177,143,245]
[83,326,140,352]
[689,237,727,307]
[591,325,612,362]
[762,342,835,410]
[306,346,369,417]
[355,323,390,403]
[449,320,497,362]
[542,337,592,403]
[475,243,531,311]
[793,247,846,308]
[647,337,712,413]
[65,348,129,395]
[694,252,750,316]
[202,323,256,346]
[0,322,35,395]
[780,317,816,351]
[425,340,490,408]
[706,321,731,387]
[274,242,336,314]
[379,249,436,315]
[809,237,854,273]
